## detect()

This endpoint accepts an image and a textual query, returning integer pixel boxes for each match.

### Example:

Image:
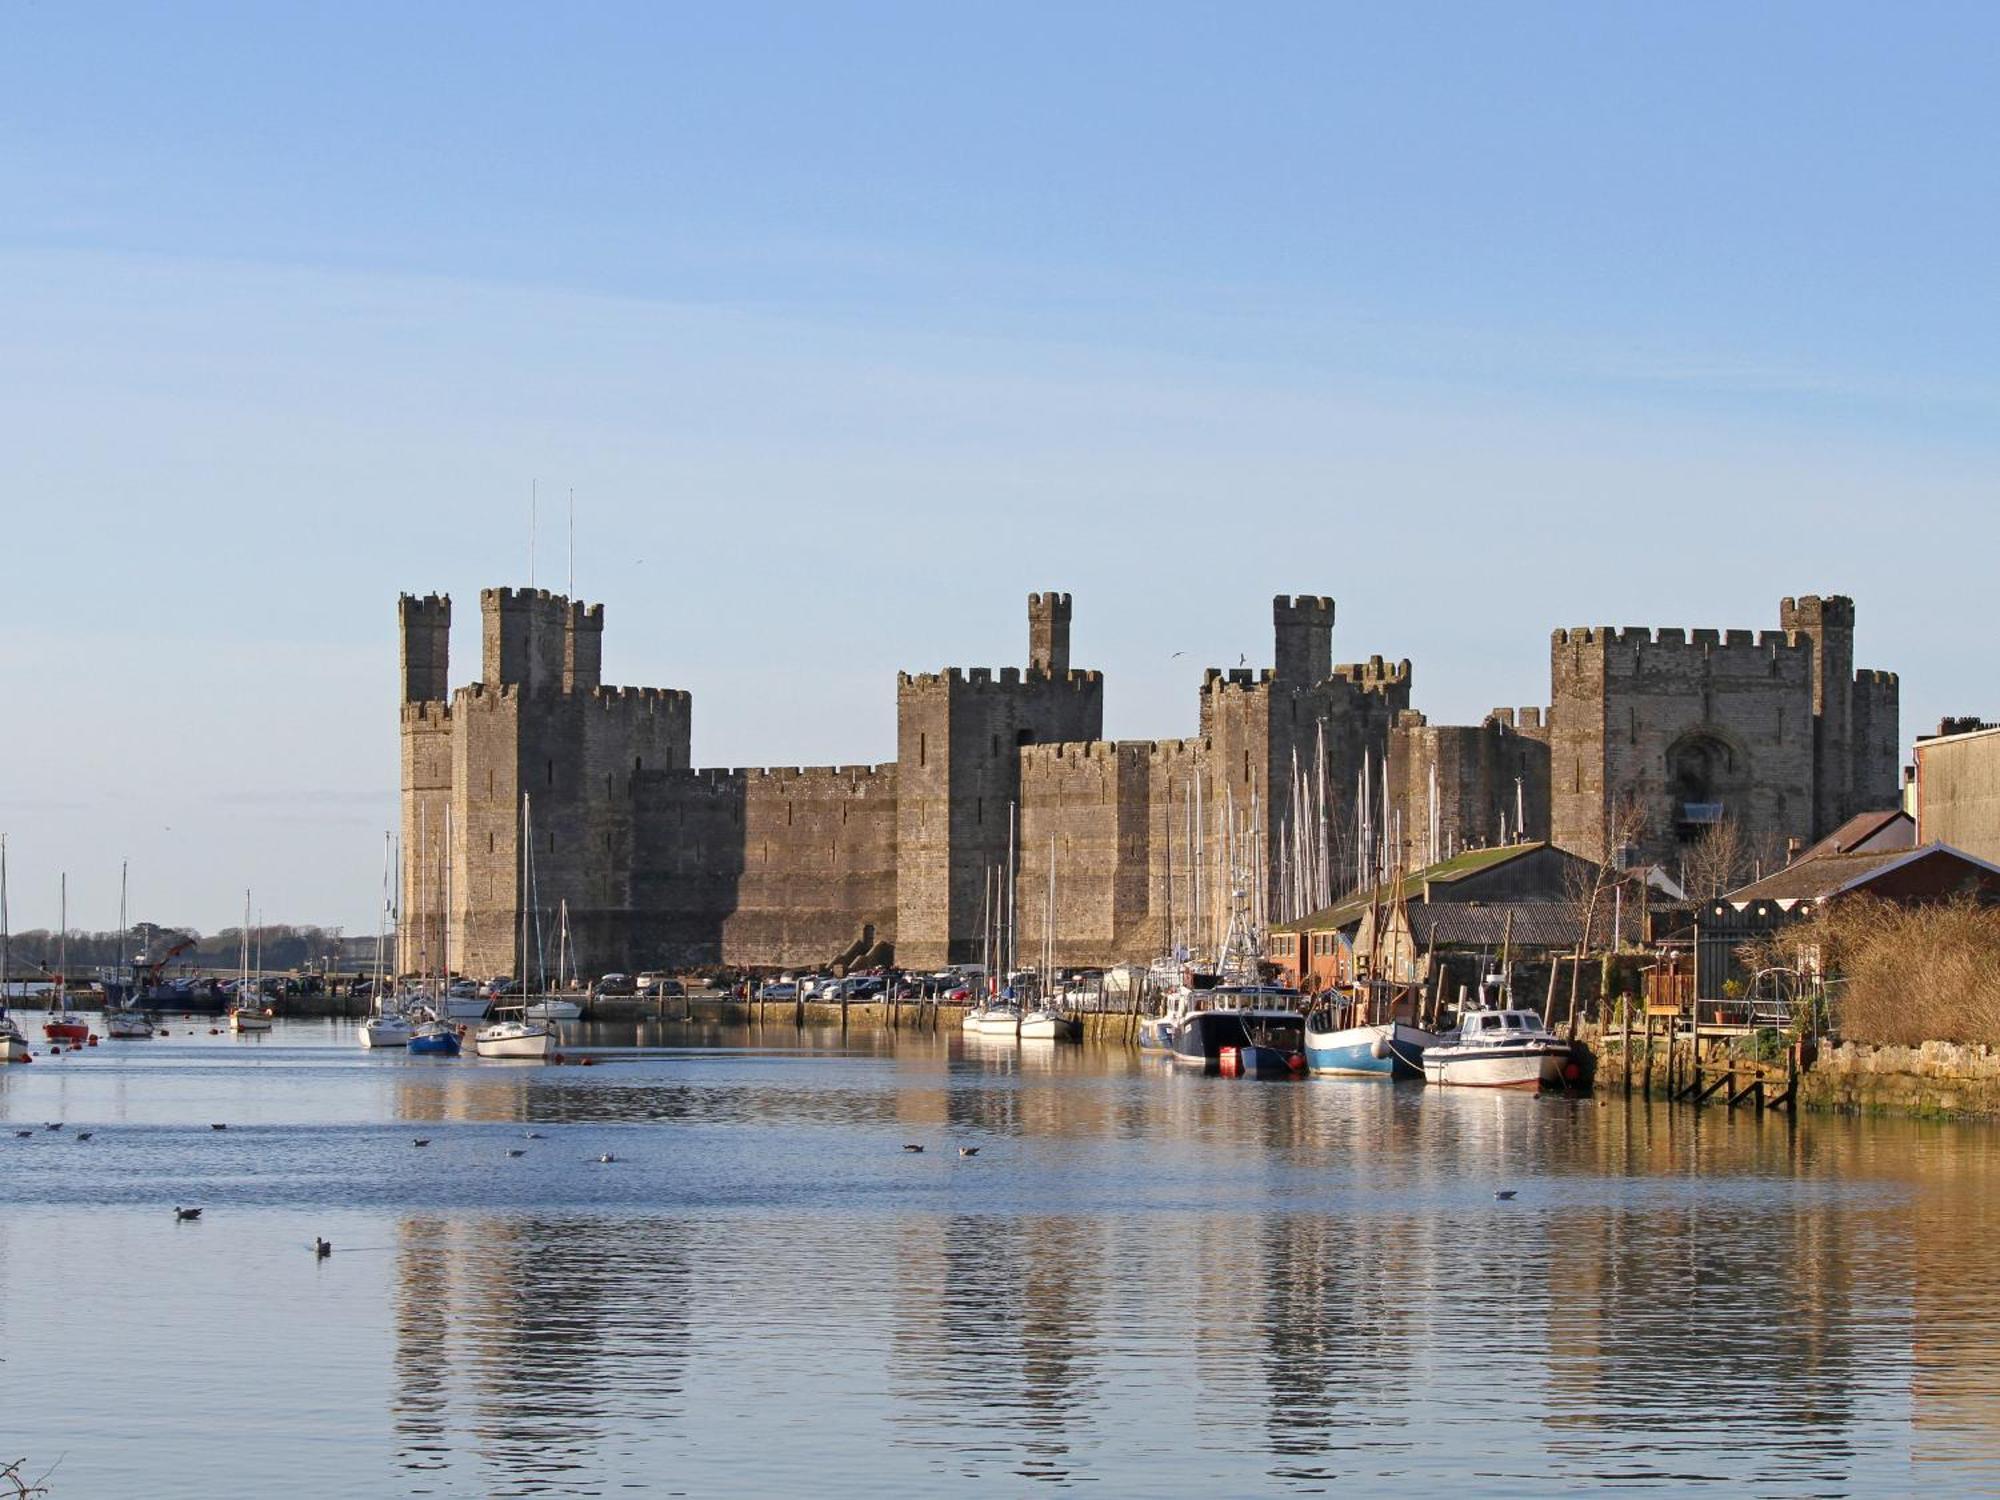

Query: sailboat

[406,826,461,1055]
[523,899,584,1020]
[0,837,31,1063]
[227,893,274,1033]
[44,874,91,1046]
[1019,836,1079,1041]
[360,834,412,1048]
[104,861,156,1038]
[475,793,554,1060]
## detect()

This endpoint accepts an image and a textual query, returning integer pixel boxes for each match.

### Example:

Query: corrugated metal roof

[1270,841,1551,934]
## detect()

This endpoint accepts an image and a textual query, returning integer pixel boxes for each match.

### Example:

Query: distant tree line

[2,924,349,974]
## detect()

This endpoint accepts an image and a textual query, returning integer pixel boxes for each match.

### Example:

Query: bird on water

[174,1206,203,1221]
[315,1238,332,1258]
[902,1143,925,1153]
[412,1138,431,1147]
[958,1147,980,1158]
[1494,1190,1518,1201]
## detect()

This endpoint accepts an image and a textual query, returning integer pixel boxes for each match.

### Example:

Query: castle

[397,586,1898,978]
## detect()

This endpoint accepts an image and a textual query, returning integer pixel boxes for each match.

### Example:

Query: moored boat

[474,1010,553,1059]
[1018,1006,1080,1042]
[361,1010,414,1048]
[1421,1008,1577,1091]
[1170,1003,1306,1077]
[521,995,583,1021]
[104,1007,156,1039]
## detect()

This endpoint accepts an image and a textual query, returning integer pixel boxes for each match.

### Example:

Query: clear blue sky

[2,3,1995,934]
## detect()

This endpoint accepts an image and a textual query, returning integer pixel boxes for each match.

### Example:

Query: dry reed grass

[1743,895,2000,1046]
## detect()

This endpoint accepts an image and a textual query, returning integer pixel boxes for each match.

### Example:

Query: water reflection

[3,1026,2000,1495]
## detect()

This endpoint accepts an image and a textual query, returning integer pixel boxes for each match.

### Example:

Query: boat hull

[1170,1009,1306,1077]
[407,1028,462,1056]
[1422,1045,1570,1090]
[522,999,583,1021]
[228,1009,273,1033]
[443,997,490,1021]
[1135,1017,1176,1052]
[1305,1021,1436,1080]
[360,1019,413,1049]
[104,1013,155,1039]
[1018,1012,1080,1042]
[974,1011,1024,1037]
[44,1018,91,1045]
[475,1023,553,1059]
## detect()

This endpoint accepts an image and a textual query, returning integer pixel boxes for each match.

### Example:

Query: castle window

[488,832,494,854]
[977,797,984,825]
[787,801,794,826]
[992,733,1000,755]
[548,831,555,853]
[487,769,494,797]
[546,759,554,788]
[1243,750,1250,783]
[635,756,643,773]
[919,733,927,768]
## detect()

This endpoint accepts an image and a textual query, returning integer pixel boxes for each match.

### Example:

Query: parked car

[594,973,637,997]
[756,980,799,1001]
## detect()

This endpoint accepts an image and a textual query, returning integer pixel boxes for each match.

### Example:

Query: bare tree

[1558,796,1652,1034]
[1682,817,1747,902]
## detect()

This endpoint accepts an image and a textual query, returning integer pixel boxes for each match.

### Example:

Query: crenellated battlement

[898,666,1103,691]
[1485,705,1546,732]
[588,685,691,713]
[1855,668,1898,688]
[1202,667,1274,690]
[1781,593,1856,630]
[399,592,450,620]
[1333,656,1413,690]
[1027,591,1071,610]
[457,681,522,704]
[1554,624,1812,654]
[400,700,454,727]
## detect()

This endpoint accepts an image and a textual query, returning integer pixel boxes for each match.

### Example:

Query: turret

[1028,591,1071,676]
[1273,595,1334,684]
[399,593,451,703]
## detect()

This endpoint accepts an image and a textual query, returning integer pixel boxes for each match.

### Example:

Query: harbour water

[3,1021,1998,1497]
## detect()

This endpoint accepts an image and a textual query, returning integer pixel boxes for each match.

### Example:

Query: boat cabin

[1456,1009,1550,1039]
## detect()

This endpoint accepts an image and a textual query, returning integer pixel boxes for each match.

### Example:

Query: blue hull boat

[408,1027,462,1056]
[1304,1018,1436,1081]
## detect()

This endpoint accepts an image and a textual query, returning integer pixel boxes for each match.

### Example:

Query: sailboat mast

[1,834,9,1003]
[58,872,67,1008]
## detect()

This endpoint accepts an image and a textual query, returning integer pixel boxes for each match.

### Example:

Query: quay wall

[1588,1027,2000,1121]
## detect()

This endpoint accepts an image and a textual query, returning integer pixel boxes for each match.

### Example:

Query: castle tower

[1273,595,1334,685]
[1028,591,1071,676]
[397,594,456,975]
[565,599,604,693]
[400,593,451,703]
[481,587,570,696]
[1779,594,1855,838]
[895,594,1104,967]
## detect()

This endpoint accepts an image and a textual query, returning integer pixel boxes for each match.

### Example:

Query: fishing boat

[1170,1000,1307,1077]
[44,874,91,1046]
[1421,1008,1575,1091]
[0,1011,28,1065]
[1304,972,1438,1080]
[227,892,274,1033]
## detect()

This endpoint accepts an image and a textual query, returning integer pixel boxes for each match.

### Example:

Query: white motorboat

[104,1008,156,1039]
[361,1011,414,1048]
[1421,1008,1575,1091]
[522,996,583,1021]
[0,1011,29,1064]
[474,1013,554,1060]
[1018,1007,1081,1042]
[228,1006,274,1033]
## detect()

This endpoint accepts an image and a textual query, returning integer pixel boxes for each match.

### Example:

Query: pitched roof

[1404,901,1586,949]
[1270,841,1552,933]
[1798,807,1914,861]
[1725,841,2000,906]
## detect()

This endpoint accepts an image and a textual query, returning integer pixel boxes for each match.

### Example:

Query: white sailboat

[104,860,156,1039]
[361,834,412,1048]
[476,793,554,1061]
[523,898,585,1020]
[228,892,273,1033]
[1018,835,1080,1042]
[0,837,30,1063]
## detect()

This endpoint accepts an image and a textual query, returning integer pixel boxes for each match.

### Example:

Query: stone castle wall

[400,585,1903,977]
[1387,710,1551,869]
